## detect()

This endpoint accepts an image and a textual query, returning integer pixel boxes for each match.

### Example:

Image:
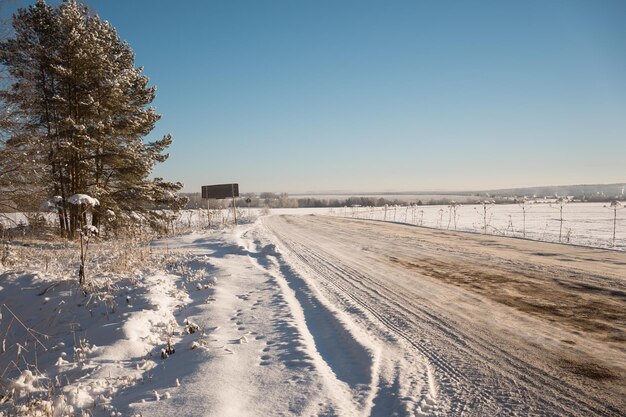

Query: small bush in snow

[67,194,100,289]
[605,200,624,247]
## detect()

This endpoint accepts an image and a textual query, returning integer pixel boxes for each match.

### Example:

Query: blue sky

[4,1,626,193]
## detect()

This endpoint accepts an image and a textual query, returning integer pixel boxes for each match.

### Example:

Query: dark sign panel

[202,183,239,199]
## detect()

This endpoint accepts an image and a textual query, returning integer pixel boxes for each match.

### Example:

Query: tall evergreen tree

[0,0,183,237]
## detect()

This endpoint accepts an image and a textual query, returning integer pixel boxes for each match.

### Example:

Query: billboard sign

[201,183,239,200]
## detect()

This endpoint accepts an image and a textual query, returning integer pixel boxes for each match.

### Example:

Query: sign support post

[232,184,238,225]
[202,183,239,227]
[207,198,211,228]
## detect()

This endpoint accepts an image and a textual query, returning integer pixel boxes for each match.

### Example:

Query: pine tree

[0,1,55,216]
[0,0,183,237]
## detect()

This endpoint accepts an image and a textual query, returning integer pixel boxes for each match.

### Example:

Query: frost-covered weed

[1,236,173,285]
[550,197,570,243]
[0,232,187,416]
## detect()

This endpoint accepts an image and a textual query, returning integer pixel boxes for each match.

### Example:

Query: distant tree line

[182,193,419,209]
[181,191,625,210]
[474,183,626,199]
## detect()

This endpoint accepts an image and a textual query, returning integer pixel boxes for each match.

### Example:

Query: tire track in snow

[265,221,490,416]
[263,215,625,416]
[240,225,381,416]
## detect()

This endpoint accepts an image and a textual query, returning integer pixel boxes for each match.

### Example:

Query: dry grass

[1,234,175,286]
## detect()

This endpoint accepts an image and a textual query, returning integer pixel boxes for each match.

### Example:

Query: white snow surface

[1,219,382,416]
[132,224,381,417]
[67,194,100,207]
[145,201,626,251]
[329,202,626,250]
[2,202,623,250]
[1,213,624,416]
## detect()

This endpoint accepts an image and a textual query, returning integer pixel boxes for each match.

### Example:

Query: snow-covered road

[261,215,626,416]
[130,224,380,417]
[3,222,624,416]
[121,214,625,416]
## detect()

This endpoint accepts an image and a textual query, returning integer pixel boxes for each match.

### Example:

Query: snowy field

[170,202,626,250]
[151,202,625,250]
[330,202,625,250]
[2,202,623,251]
[1,209,625,416]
